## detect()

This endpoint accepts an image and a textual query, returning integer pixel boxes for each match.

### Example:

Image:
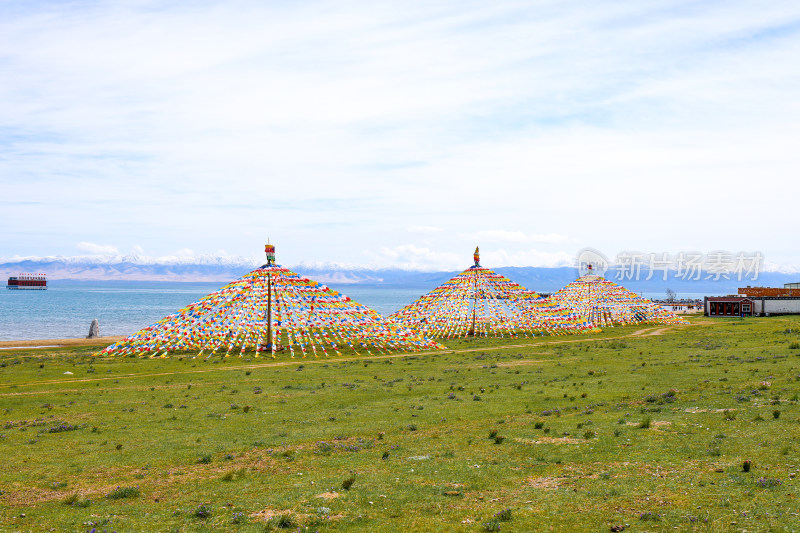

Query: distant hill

[1,256,796,296]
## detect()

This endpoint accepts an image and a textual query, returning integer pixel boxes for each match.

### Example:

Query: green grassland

[1,316,800,532]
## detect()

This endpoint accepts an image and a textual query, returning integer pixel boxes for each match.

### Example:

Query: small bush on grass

[266,513,297,529]
[279,449,296,461]
[73,497,91,507]
[639,417,651,429]
[193,503,212,518]
[221,468,246,482]
[756,477,782,488]
[62,493,79,505]
[482,517,501,532]
[342,475,356,490]
[495,508,512,521]
[106,486,140,499]
[48,424,80,433]
[482,508,512,530]
[315,441,333,454]
[197,454,212,464]
[639,511,661,521]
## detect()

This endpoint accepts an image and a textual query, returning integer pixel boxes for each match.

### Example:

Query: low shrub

[639,511,661,521]
[193,503,212,518]
[266,513,297,529]
[106,486,140,499]
[756,477,782,488]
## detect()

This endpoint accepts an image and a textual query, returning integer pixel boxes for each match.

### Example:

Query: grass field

[1,315,799,532]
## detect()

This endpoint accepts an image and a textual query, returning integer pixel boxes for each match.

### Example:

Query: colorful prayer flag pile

[547,273,688,327]
[388,247,592,338]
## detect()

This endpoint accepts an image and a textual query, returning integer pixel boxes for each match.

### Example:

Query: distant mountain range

[1,256,797,296]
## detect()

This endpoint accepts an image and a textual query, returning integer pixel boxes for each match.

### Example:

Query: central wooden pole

[266,272,273,352]
[469,269,477,336]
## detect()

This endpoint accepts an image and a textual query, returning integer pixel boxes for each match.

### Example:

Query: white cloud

[365,244,464,271]
[407,226,444,234]
[364,243,575,270]
[76,242,119,255]
[483,248,575,268]
[472,230,568,244]
[1,1,799,268]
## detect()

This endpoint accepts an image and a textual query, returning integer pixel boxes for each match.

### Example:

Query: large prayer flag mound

[548,272,688,327]
[388,247,591,338]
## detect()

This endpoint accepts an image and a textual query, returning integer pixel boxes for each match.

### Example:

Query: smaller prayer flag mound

[548,270,688,328]
[389,247,590,338]
[98,244,442,358]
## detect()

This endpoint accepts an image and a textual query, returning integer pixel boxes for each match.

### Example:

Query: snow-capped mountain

[0,255,797,295]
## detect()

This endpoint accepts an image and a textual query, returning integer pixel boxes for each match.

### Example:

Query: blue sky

[1,0,799,271]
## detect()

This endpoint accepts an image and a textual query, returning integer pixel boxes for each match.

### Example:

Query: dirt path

[630,327,674,337]
[0,324,686,393]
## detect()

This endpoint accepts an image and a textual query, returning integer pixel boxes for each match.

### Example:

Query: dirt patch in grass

[249,508,297,521]
[526,477,562,490]
[316,491,340,499]
[3,487,75,506]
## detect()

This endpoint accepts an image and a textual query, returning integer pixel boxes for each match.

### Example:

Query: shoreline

[0,336,125,349]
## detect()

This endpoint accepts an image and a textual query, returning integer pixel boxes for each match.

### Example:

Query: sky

[1,0,799,271]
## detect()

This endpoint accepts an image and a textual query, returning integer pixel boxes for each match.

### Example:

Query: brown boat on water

[6,273,47,290]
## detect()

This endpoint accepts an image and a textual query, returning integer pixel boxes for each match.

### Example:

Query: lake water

[0,280,706,342]
[0,281,428,341]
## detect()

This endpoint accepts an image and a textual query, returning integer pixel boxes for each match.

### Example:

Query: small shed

[705,297,754,317]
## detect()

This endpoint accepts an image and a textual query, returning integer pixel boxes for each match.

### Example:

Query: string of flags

[98,244,442,358]
[547,267,688,327]
[98,244,687,358]
[387,247,594,338]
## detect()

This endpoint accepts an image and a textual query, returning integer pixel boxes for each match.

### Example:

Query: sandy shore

[0,336,124,349]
